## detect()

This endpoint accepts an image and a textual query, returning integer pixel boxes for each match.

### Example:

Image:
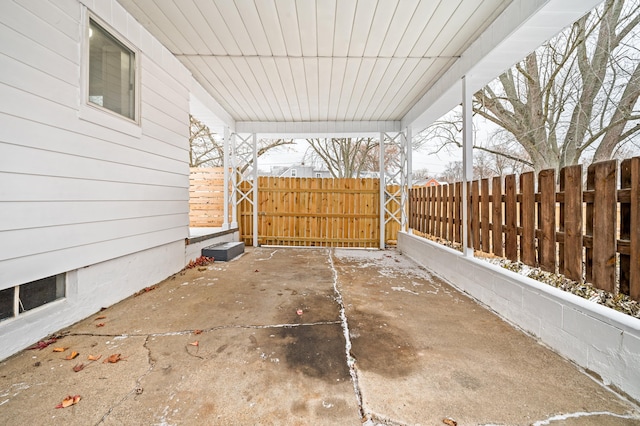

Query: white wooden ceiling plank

[390,58,455,119]
[304,58,320,120]
[318,58,332,121]
[336,58,362,119]
[214,0,257,55]
[362,1,399,57]
[174,0,223,54]
[233,57,278,121]
[212,56,265,120]
[233,1,272,55]
[316,0,336,57]
[254,1,287,56]
[195,0,241,55]
[332,0,357,57]
[378,58,435,120]
[392,0,440,57]
[185,55,246,120]
[274,57,302,121]
[360,58,405,119]
[352,58,392,120]
[344,58,376,120]
[327,57,347,120]
[296,0,317,57]
[409,0,462,57]
[121,0,185,53]
[275,0,302,56]
[245,57,285,121]
[289,58,310,120]
[426,0,479,57]
[371,58,422,119]
[378,0,422,57]
[435,0,506,57]
[260,57,294,121]
[347,0,377,57]
[157,0,210,54]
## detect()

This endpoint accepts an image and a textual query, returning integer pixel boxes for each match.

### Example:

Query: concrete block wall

[398,232,640,402]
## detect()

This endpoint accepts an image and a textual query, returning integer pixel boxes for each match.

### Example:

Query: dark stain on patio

[348,308,419,378]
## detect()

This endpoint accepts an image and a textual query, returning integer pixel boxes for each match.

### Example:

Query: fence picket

[492,176,503,257]
[561,165,583,282]
[505,175,517,261]
[481,179,490,253]
[520,172,535,265]
[587,161,617,292]
[538,169,555,272]
[620,158,640,301]
[471,180,480,250]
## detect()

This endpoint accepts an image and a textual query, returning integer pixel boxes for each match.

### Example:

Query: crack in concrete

[68,320,343,340]
[328,248,366,421]
[95,335,155,425]
[531,410,640,425]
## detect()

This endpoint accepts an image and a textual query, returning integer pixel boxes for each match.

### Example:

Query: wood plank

[435,184,442,238]
[560,165,583,281]
[471,180,480,250]
[481,179,490,253]
[492,176,503,257]
[538,169,555,272]
[620,157,640,301]
[520,172,536,265]
[587,161,617,292]
[442,184,449,240]
[455,182,462,244]
[504,174,517,261]
[448,184,455,242]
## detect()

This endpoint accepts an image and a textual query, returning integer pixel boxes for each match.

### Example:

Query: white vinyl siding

[0,0,191,288]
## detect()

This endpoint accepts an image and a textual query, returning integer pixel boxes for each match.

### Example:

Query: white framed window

[79,10,141,136]
[315,172,322,178]
[0,274,65,322]
[88,18,137,120]
[291,169,297,177]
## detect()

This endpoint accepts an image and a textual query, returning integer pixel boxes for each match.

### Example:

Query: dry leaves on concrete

[55,395,81,409]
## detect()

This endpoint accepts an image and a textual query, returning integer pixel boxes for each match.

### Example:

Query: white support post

[462,76,474,257]
[222,126,230,230]
[230,133,238,228]
[406,126,413,234]
[252,133,259,247]
[379,132,385,249]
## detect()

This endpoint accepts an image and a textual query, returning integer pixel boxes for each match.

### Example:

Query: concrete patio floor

[0,247,638,425]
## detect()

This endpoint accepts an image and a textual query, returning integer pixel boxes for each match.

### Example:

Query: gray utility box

[201,242,245,261]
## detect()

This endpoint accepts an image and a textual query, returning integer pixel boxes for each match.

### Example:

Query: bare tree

[189,115,295,169]
[474,0,640,172]
[304,138,379,178]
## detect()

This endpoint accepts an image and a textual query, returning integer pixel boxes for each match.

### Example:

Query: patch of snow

[532,411,640,425]
[391,286,419,295]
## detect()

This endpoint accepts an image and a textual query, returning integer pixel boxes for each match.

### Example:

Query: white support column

[462,76,474,257]
[379,132,385,249]
[252,133,259,247]
[230,133,238,228]
[222,126,230,230]
[406,126,413,234]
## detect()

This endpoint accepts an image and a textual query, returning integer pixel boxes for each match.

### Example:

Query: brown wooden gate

[239,177,400,247]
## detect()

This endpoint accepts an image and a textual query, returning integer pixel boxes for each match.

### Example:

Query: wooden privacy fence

[239,177,401,247]
[409,157,640,301]
[189,167,228,227]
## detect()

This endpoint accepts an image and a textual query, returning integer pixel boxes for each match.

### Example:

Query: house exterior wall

[0,0,192,358]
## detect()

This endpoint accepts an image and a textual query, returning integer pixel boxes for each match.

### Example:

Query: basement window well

[0,274,65,322]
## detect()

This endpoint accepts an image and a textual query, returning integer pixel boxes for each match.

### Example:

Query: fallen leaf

[104,353,124,363]
[296,309,303,316]
[443,419,457,426]
[254,269,259,272]
[52,347,68,353]
[87,354,102,361]
[96,323,105,327]
[193,329,202,335]
[28,338,58,350]
[55,395,81,409]
[189,341,199,347]
[94,316,106,320]
[65,351,79,360]
[73,363,85,372]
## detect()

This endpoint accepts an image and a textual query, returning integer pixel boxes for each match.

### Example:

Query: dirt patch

[347,308,418,378]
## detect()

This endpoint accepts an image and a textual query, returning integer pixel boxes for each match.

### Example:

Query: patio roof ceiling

[118,0,602,135]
